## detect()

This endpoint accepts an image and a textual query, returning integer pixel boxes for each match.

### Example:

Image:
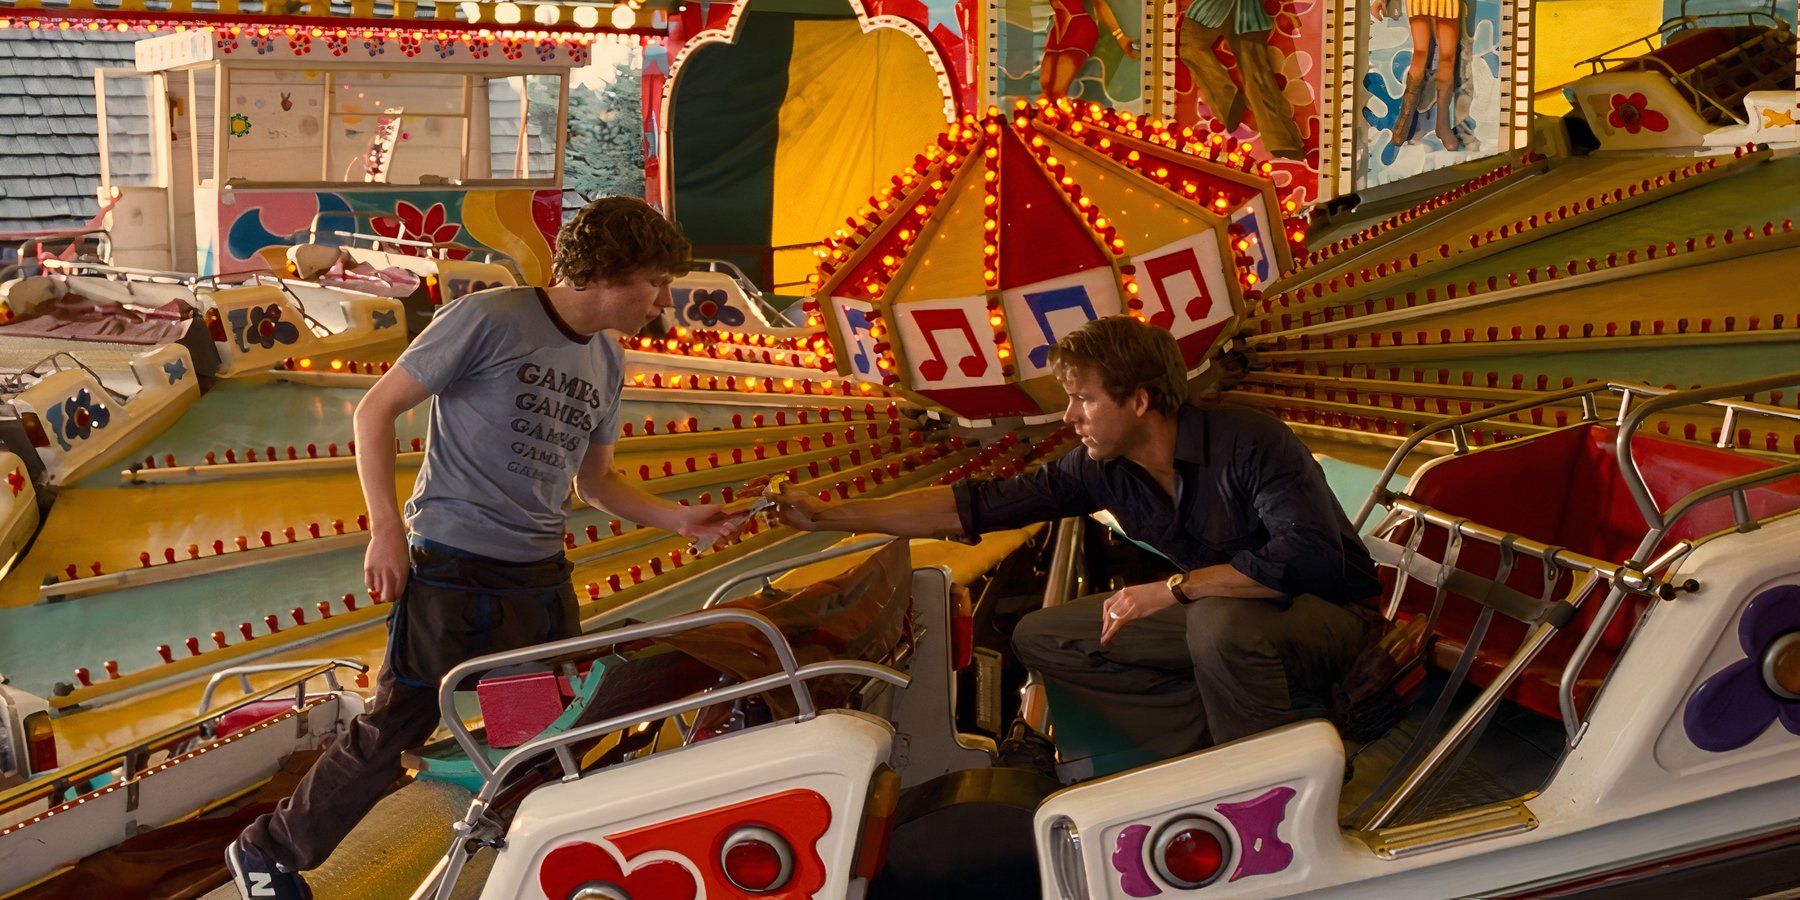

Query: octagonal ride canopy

[804,99,1302,423]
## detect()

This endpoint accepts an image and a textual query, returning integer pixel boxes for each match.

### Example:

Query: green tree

[538,60,646,216]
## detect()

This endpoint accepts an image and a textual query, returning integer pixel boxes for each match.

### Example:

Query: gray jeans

[1013,590,1370,760]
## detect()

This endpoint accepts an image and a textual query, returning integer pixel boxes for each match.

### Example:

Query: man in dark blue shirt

[774,315,1379,761]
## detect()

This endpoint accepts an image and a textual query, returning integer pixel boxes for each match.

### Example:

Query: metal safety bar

[0,350,132,406]
[1613,371,1800,530]
[14,229,112,276]
[424,608,908,900]
[1351,380,1621,529]
[1358,569,1608,830]
[700,536,892,609]
[198,658,367,716]
[189,269,340,337]
[1355,372,1800,748]
[437,606,901,780]
[0,659,365,815]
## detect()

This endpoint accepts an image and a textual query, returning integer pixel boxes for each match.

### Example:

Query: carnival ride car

[1564,0,1796,153]
[657,258,810,340]
[0,257,407,487]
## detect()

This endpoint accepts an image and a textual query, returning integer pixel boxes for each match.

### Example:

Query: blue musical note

[844,306,873,375]
[1024,286,1098,368]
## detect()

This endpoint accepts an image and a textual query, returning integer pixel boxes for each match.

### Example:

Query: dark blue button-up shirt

[953,403,1381,605]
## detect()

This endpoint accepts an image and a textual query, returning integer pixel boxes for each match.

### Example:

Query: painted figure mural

[1371,0,1463,150]
[1040,0,1141,99]
[1175,0,1308,158]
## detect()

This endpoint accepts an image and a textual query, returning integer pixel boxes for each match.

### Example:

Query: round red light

[725,839,783,890]
[1163,826,1223,885]
[1152,816,1231,889]
[720,827,793,893]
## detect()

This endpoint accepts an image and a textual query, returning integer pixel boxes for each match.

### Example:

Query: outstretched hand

[761,477,829,532]
[674,502,741,553]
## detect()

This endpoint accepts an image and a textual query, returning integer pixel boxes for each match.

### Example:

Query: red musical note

[911,307,989,382]
[1141,248,1216,330]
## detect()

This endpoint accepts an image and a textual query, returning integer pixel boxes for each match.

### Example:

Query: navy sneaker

[225,839,312,900]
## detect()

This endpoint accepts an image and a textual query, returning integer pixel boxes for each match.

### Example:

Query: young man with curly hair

[774,315,1378,771]
[227,197,738,899]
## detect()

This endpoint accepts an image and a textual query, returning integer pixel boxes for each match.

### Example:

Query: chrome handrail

[197,658,368,715]
[1612,371,1800,530]
[1555,459,1800,742]
[0,659,365,814]
[700,536,892,609]
[15,229,111,276]
[438,608,816,780]
[317,229,504,267]
[0,350,133,406]
[1350,380,1618,529]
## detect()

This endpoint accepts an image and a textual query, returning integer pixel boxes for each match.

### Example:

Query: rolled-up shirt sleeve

[953,449,1103,537]
[1227,433,1362,597]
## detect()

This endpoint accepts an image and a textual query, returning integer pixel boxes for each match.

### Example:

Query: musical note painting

[829,296,884,384]
[1131,232,1237,368]
[1001,266,1123,376]
[1229,197,1278,291]
[898,298,1005,390]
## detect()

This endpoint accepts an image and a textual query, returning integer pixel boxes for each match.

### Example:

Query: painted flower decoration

[249,34,275,55]
[536,40,558,61]
[399,34,422,57]
[228,114,252,138]
[233,304,301,350]
[372,201,468,258]
[468,38,490,59]
[569,43,590,65]
[434,37,458,59]
[538,842,696,900]
[501,38,524,60]
[364,34,386,55]
[54,389,111,445]
[325,34,350,56]
[1607,92,1669,135]
[1274,47,1317,111]
[1683,584,1800,752]
[682,289,743,328]
[287,34,312,55]
[216,33,239,52]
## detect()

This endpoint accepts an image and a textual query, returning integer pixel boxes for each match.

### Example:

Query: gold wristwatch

[1165,572,1191,605]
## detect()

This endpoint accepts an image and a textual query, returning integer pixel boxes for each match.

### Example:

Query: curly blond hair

[1048,316,1189,418]
[551,196,692,287]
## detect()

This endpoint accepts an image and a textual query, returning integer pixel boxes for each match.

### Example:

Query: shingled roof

[0,31,141,234]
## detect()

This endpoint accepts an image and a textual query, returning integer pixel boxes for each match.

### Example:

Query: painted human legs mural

[1373,0,1462,150]
[1175,0,1307,159]
[1039,0,1139,100]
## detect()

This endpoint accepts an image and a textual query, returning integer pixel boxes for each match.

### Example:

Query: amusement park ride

[0,0,1797,895]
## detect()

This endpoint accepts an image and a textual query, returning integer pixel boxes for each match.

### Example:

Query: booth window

[213,69,565,187]
[480,74,563,181]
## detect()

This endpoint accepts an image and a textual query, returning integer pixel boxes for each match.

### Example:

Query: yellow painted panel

[771,21,948,289]
[891,160,992,303]
[1533,0,1666,116]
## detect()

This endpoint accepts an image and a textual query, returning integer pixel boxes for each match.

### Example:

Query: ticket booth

[96,27,584,284]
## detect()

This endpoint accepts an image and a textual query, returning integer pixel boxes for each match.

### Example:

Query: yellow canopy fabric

[770,21,948,289]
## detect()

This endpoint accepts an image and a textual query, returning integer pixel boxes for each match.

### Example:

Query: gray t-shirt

[397,286,623,561]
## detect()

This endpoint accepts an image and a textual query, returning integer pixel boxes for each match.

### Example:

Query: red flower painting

[371,201,468,258]
[1607,92,1669,135]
